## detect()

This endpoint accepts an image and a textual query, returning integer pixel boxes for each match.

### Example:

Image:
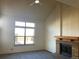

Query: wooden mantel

[55,36,79,42]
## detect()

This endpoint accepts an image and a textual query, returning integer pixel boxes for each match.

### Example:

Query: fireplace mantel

[55,36,79,42]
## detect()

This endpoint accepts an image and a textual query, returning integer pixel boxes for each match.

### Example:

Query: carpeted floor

[0,50,56,59]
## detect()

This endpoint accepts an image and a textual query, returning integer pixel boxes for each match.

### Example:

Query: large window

[15,21,35,45]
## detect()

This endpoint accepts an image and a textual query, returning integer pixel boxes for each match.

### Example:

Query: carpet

[0,50,55,59]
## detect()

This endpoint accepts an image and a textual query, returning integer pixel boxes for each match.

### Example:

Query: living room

[0,0,79,59]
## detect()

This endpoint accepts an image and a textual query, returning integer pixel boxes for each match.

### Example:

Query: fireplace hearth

[55,36,79,59]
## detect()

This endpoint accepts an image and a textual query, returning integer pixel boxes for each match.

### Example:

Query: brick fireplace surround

[55,36,79,59]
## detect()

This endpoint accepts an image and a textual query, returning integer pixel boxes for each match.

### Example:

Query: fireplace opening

[60,43,72,57]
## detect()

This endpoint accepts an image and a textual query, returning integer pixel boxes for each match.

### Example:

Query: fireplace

[55,36,79,59]
[60,43,72,57]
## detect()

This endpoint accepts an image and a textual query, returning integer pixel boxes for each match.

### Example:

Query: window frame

[14,21,35,46]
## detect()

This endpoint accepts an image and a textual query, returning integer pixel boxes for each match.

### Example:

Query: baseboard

[0,49,46,55]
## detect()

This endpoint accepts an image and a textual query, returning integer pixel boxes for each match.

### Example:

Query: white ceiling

[56,0,79,8]
[0,0,56,20]
[1,0,79,21]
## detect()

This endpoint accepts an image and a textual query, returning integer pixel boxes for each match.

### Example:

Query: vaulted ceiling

[1,0,79,21]
[56,0,79,8]
[0,0,56,20]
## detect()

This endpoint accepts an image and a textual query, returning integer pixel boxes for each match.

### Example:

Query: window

[15,21,35,45]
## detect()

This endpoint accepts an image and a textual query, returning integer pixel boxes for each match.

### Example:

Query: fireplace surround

[55,36,79,59]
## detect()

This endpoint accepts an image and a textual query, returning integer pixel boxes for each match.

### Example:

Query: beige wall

[45,2,79,53]
[0,0,48,54]
[62,4,79,36]
[45,2,61,53]
[0,17,45,54]
[0,0,56,54]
